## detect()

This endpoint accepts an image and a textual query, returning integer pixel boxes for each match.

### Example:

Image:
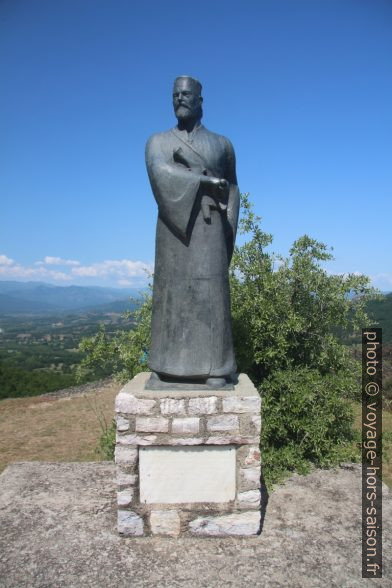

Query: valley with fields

[0,281,391,401]
[0,281,141,398]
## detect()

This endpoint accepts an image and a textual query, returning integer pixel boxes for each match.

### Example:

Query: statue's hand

[217,179,229,199]
[213,178,229,204]
[201,177,229,202]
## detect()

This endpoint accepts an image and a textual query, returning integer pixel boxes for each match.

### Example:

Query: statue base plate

[144,372,235,391]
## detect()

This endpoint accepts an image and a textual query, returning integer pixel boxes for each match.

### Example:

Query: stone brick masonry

[115,372,262,537]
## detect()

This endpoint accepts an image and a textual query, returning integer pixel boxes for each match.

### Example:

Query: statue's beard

[175,105,201,121]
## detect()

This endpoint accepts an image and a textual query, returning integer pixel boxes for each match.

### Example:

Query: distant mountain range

[2,281,390,335]
[0,281,144,314]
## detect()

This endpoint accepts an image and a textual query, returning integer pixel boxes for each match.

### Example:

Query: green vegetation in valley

[363,293,392,342]
[0,310,136,399]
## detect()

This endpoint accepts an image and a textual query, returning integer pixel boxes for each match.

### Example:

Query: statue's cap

[173,75,202,95]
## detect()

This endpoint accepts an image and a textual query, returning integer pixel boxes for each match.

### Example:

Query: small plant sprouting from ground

[97,419,116,460]
[83,392,116,460]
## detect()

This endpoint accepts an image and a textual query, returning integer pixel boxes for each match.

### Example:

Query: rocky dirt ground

[0,461,390,587]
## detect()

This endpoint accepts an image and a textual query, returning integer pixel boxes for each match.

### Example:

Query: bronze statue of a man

[145,76,240,388]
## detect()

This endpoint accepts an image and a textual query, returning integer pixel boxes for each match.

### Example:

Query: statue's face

[173,79,202,121]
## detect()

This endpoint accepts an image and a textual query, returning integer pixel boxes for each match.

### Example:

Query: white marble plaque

[139,446,236,504]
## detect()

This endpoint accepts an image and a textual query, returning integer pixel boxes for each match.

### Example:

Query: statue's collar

[172,123,203,144]
[170,126,208,168]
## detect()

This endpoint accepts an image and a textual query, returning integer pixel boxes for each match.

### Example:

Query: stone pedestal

[115,372,262,537]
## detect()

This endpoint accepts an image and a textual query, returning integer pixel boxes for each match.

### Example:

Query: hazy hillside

[0,281,143,314]
[0,293,57,313]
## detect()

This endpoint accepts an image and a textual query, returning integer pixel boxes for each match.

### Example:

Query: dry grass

[0,381,121,473]
[383,409,392,487]
[353,402,392,488]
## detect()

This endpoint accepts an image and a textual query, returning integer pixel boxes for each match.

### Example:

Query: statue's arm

[146,134,220,240]
[146,135,223,194]
[146,134,202,190]
[223,138,240,262]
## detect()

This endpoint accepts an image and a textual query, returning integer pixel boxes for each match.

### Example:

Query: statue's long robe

[145,124,240,378]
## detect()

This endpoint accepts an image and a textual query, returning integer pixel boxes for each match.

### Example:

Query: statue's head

[173,76,203,122]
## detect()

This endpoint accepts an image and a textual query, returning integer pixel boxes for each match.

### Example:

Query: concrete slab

[0,462,390,587]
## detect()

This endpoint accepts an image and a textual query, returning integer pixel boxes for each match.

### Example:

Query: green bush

[229,194,375,485]
[230,194,374,389]
[260,367,360,486]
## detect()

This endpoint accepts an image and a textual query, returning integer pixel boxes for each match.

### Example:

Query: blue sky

[1,0,391,289]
